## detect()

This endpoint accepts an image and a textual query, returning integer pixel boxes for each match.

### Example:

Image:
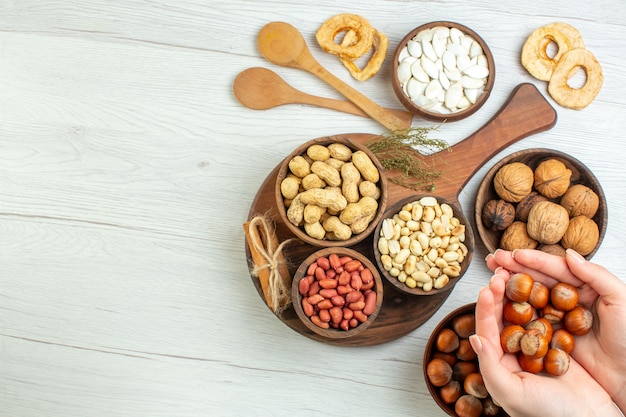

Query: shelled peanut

[377,196,467,291]
[500,272,593,376]
[298,253,377,331]
[426,311,503,417]
[281,143,382,241]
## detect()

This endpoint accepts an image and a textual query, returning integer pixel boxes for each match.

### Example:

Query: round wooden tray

[245,83,557,346]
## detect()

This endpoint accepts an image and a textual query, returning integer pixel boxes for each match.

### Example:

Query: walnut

[534,159,572,198]
[527,201,570,244]
[500,221,538,251]
[482,199,515,231]
[561,215,599,256]
[493,162,534,203]
[538,244,567,257]
[560,184,599,218]
[516,191,548,222]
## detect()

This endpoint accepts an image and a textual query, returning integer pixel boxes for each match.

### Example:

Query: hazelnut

[500,221,538,251]
[528,281,550,309]
[534,158,572,198]
[544,348,570,376]
[493,162,534,202]
[452,314,476,339]
[455,394,483,417]
[550,328,575,353]
[525,317,554,341]
[520,328,549,358]
[457,339,477,361]
[463,372,488,399]
[504,301,534,325]
[560,184,599,218]
[500,324,525,353]
[516,191,548,222]
[426,358,453,387]
[550,282,579,311]
[527,201,570,244]
[505,272,534,302]
[564,305,593,336]
[453,360,478,382]
[518,353,545,374]
[560,215,600,256]
[482,397,501,416]
[482,199,515,231]
[436,328,460,353]
[439,380,462,404]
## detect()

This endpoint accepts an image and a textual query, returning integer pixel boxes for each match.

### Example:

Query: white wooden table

[2,1,625,416]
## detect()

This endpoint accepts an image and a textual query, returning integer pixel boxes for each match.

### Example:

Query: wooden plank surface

[2,1,626,416]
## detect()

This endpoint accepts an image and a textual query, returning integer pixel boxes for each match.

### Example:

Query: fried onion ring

[521,23,585,81]
[548,48,603,110]
[339,29,389,81]
[316,14,374,60]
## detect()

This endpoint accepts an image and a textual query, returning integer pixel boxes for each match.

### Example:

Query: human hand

[469,266,621,417]
[484,248,626,413]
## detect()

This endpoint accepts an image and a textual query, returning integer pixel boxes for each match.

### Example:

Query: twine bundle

[244,215,295,313]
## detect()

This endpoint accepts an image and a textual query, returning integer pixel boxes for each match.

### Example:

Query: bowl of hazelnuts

[474,148,607,259]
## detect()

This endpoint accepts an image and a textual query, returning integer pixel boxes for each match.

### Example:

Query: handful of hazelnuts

[500,272,593,376]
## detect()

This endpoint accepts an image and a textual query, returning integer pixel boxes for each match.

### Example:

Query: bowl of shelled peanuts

[372,194,474,295]
[474,148,607,259]
[424,303,509,417]
[275,136,388,247]
[291,247,384,339]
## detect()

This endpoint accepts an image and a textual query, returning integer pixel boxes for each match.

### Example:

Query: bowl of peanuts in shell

[391,21,495,122]
[424,303,509,417]
[276,136,388,247]
[292,247,383,339]
[373,195,474,296]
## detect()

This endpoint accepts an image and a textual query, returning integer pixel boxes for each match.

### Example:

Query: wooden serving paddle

[245,82,557,346]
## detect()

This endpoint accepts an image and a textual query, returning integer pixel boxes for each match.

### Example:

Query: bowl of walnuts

[474,148,607,259]
[276,136,388,247]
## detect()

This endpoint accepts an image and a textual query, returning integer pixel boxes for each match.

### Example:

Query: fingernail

[511,249,518,259]
[566,248,586,264]
[469,334,483,354]
[484,253,494,263]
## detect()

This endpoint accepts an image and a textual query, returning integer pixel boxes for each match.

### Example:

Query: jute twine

[247,215,295,313]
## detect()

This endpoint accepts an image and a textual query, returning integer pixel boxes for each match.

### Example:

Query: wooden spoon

[233,67,413,129]
[257,21,409,131]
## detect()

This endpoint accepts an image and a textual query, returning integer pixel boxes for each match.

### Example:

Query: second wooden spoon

[233,67,413,129]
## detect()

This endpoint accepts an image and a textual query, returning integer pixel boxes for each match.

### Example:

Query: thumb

[565,249,626,299]
[469,334,521,407]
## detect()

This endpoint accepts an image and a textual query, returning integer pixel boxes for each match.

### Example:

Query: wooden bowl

[275,136,388,247]
[424,303,509,416]
[291,247,384,339]
[391,21,495,122]
[474,148,607,259]
[372,195,474,296]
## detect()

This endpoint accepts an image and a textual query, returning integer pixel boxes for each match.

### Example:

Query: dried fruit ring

[316,13,374,60]
[521,22,585,81]
[548,48,604,110]
[339,29,389,81]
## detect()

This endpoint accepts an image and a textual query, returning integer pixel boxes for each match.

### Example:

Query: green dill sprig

[366,126,450,192]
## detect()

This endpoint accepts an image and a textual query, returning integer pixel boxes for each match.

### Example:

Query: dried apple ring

[316,14,374,60]
[548,48,603,110]
[339,29,389,81]
[521,23,585,81]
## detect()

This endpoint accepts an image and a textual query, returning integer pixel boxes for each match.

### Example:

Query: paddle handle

[422,83,558,200]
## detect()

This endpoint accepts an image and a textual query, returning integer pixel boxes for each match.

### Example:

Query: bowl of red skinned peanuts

[291,247,383,339]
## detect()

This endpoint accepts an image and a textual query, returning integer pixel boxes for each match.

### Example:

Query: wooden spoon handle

[299,54,410,131]
[298,93,413,128]
[421,83,558,200]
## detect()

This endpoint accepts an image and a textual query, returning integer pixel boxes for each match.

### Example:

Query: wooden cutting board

[245,83,557,346]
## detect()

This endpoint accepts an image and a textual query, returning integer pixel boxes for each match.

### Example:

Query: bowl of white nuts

[391,21,496,122]
[373,195,474,296]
